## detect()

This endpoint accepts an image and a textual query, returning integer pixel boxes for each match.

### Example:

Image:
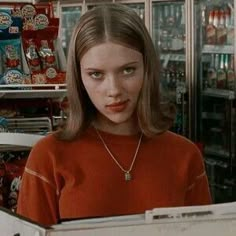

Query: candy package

[0,162,6,207]
[0,9,23,39]
[0,39,22,70]
[4,157,27,212]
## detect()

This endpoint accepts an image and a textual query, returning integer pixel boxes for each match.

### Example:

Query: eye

[88,71,103,79]
[123,67,135,75]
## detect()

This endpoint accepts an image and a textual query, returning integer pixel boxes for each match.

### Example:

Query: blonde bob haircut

[57,3,175,140]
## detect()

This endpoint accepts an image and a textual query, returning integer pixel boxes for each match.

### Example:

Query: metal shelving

[0,84,66,99]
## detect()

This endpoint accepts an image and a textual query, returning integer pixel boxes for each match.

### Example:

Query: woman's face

[80,42,144,132]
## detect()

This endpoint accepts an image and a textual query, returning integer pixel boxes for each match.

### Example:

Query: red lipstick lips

[106,100,128,112]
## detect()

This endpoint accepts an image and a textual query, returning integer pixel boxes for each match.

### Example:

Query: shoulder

[26,133,66,168]
[32,132,62,150]
[166,131,204,168]
[27,130,93,166]
[153,131,200,153]
[148,131,203,166]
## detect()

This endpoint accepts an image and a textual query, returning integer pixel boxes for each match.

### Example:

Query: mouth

[106,100,129,112]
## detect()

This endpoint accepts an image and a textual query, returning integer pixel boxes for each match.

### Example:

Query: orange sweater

[17,128,211,226]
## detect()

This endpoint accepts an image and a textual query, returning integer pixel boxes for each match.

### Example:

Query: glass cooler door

[59,4,82,56]
[115,0,145,21]
[151,0,188,136]
[86,0,113,10]
[195,0,236,203]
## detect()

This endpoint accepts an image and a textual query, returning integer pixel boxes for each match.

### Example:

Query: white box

[1,202,236,236]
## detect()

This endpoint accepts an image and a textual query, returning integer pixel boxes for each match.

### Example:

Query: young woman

[17,3,211,226]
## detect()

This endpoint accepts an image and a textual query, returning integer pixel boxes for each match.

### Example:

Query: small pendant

[125,172,131,181]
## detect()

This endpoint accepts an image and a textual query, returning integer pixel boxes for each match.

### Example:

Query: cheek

[81,76,96,94]
[82,81,103,104]
[81,75,90,90]
[80,80,94,101]
[130,78,143,95]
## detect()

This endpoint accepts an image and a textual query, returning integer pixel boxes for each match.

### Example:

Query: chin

[107,114,133,124]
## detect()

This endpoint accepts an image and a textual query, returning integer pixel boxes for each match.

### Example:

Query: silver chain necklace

[94,127,143,181]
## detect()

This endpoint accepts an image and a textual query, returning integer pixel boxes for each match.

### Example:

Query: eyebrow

[83,61,140,71]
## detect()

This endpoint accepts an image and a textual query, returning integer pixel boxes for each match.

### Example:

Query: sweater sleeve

[184,146,212,206]
[17,137,60,226]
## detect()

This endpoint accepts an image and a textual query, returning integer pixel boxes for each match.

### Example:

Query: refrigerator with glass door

[115,0,146,22]
[58,2,83,56]
[151,0,190,137]
[194,0,236,203]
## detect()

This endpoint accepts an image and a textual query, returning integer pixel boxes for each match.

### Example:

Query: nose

[106,74,122,97]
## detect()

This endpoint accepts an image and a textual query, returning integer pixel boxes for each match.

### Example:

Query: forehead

[80,42,143,67]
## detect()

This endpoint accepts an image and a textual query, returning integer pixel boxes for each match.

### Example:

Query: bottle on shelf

[207,54,217,88]
[180,5,186,50]
[206,9,217,44]
[217,54,227,89]
[213,9,220,29]
[163,5,169,26]
[157,5,164,27]
[225,5,234,45]
[175,4,181,26]
[139,8,144,20]
[169,62,177,89]
[160,30,171,52]
[225,54,235,90]
[201,5,207,40]
[166,4,175,27]
[171,31,185,52]
[216,9,227,45]
[201,5,206,27]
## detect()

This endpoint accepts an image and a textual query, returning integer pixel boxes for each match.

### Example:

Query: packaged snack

[25,38,41,72]
[0,117,8,132]
[21,4,36,19]
[35,2,54,18]
[38,39,56,70]
[34,13,49,30]
[36,24,59,68]
[0,108,17,118]
[0,162,6,207]
[0,38,22,72]
[0,9,23,39]
[31,72,46,84]
[21,4,36,31]
[2,69,24,84]
[5,157,27,212]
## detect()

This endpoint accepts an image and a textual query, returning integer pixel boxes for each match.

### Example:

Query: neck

[94,126,143,181]
[93,118,140,136]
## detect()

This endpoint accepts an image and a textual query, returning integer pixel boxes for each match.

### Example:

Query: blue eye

[123,67,135,75]
[89,72,103,79]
